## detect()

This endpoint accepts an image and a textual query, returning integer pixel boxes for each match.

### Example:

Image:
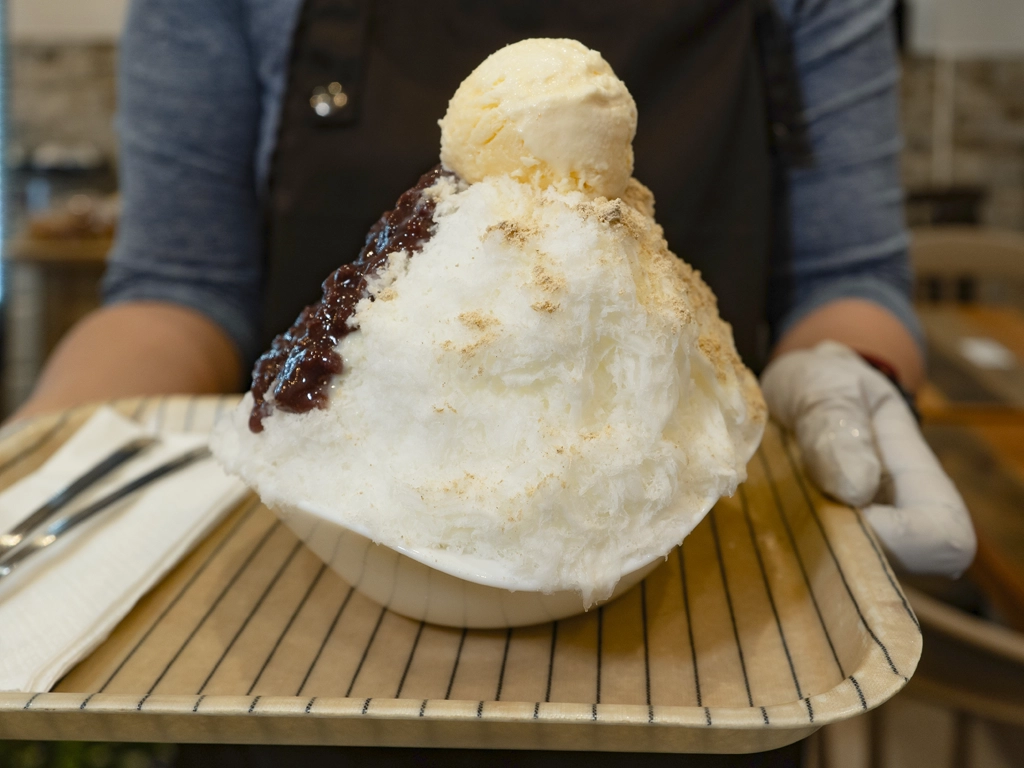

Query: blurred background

[4,0,122,414]
[0,0,1022,766]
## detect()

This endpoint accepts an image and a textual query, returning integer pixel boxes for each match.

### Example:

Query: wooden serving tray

[0,397,921,754]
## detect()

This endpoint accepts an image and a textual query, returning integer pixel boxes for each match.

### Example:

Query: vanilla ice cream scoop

[213,39,765,607]
[440,39,637,199]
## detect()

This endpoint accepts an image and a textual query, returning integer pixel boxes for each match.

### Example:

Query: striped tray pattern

[0,397,921,754]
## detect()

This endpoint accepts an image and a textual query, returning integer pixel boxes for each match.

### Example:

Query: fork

[0,436,157,556]
[0,446,211,582]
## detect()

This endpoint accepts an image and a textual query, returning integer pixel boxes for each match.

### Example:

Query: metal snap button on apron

[310,82,349,117]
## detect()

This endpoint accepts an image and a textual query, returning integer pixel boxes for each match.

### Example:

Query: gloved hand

[761,341,976,578]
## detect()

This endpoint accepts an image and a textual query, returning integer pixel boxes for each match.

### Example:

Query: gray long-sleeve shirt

[103,0,923,366]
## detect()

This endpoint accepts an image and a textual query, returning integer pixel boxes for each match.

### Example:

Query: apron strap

[751,0,814,168]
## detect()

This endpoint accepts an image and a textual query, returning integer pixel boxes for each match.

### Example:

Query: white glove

[761,341,976,578]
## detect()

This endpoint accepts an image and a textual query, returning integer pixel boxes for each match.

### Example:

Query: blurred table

[917,304,1024,420]
[914,303,1024,627]
[7,235,113,266]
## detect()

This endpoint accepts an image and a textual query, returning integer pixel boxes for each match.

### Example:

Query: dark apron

[263,0,807,372]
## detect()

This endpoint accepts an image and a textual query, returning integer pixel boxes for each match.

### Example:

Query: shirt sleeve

[769,0,924,352]
[102,0,265,364]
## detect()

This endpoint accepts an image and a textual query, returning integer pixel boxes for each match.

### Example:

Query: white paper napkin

[0,406,248,692]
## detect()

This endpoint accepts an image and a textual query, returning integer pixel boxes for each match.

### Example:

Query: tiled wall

[8,41,118,165]
[901,55,1024,231]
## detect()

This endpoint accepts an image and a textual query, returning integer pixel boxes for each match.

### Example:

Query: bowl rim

[275,417,765,593]
[280,488,720,594]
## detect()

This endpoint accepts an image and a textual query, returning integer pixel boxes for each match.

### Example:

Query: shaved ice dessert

[211,39,766,606]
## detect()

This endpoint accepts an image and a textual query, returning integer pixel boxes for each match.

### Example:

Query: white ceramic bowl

[273,501,664,628]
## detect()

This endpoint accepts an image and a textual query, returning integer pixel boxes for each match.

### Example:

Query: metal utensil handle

[0,436,157,555]
[0,447,210,581]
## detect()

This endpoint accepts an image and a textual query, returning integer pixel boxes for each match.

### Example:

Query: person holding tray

[14,0,974,745]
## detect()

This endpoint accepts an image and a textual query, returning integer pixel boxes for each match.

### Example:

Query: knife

[0,446,211,583]
[0,436,158,556]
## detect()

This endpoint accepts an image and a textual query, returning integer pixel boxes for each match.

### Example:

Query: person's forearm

[772,299,924,392]
[12,301,243,422]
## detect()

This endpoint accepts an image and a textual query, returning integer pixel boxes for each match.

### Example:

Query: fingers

[794,395,881,508]
[862,379,976,577]
[764,342,977,578]
[762,346,881,507]
[862,502,976,578]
